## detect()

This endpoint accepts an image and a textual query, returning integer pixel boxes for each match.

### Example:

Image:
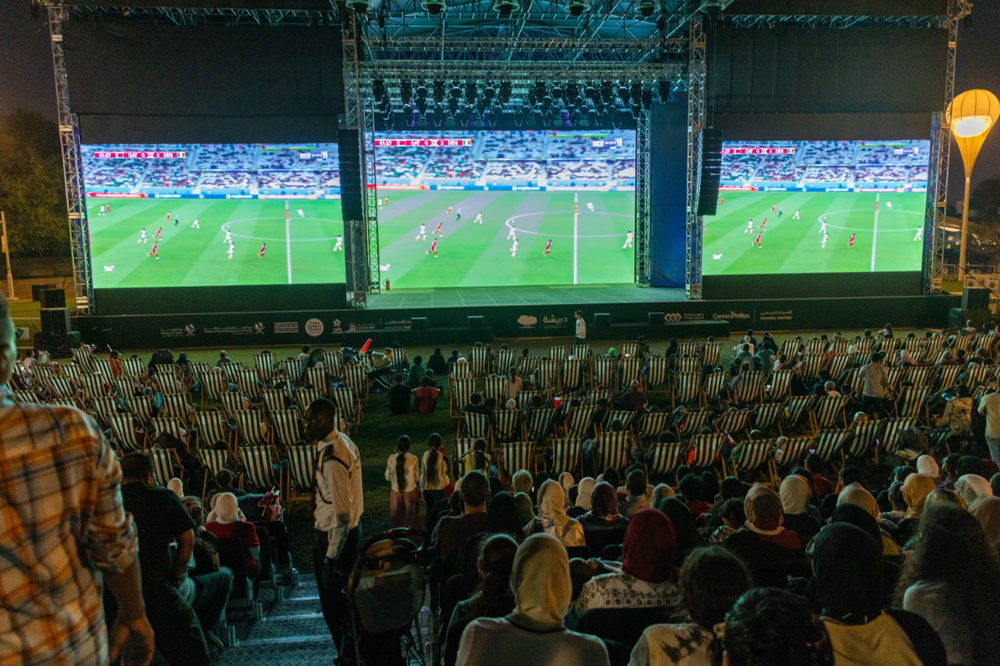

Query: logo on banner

[253,322,265,335]
[305,318,325,337]
[712,311,752,321]
[517,315,538,329]
[759,309,793,322]
[542,315,567,329]
[331,319,344,334]
[663,313,682,323]
[184,324,196,336]
[274,322,299,334]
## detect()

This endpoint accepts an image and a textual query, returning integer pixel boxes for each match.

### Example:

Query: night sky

[1,4,998,199]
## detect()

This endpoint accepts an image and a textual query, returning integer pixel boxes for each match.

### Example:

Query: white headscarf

[779,475,812,516]
[537,479,570,535]
[916,455,941,479]
[167,477,184,498]
[575,477,596,510]
[650,483,675,505]
[955,474,993,506]
[558,472,575,492]
[837,482,880,520]
[507,533,572,632]
[207,492,246,525]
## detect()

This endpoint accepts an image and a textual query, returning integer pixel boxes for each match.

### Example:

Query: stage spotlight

[500,81,512,103]
[618,85,630,103]
[641,89,653,109]
[348,0,369,12]
[657,79,670,103]
[373,79,385,100]
[466,82,478,103]
[400,80,413,104]
[484,83,496,100]
[567,0,586,16]
[552,85,563,100]
[433,80,445,103]
[423,0,446,14]
[416,82,428,99]
[630,82,642,102]
[638,0,656,17]
[496,0,518,16]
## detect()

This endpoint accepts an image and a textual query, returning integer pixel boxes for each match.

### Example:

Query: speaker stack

[35,288,80,358]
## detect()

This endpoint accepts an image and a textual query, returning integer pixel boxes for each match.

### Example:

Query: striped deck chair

[148,448,178,487]
[777,436,815,469]
[91,396,120,424]
[561,359,587,393]
[702,342,722,367]
[845,420,883,461]
[955,334,975,351]
[780,340,799,358]
[240,445,281,491]
[964,363,992,389]
[829,355,852,381]
[110,414,143,453]
[753,402,786,433]
[602,410,635,432]
[195,410,231,448]
[295,387,322,414]
[563,405,597,438]
[811,429,849,463]
[450,361,474,380]
[524,408,556,441]
[854,353,873,369]
[121,357,145,377]
[677,408,713,438]
[200,371,230,403]
[111,377,137,398]
[462,412,491,439]
[856,338,876,354]
[881,417,918,455]
[198,449,236,487]
[678,342,699,359]
[331,387,361,426]
[715,410,751,437]
[672,372,702,407]
[730,441,774,483]
[79,374,107,400]
[549,438,582,475]
[484,376,507,405]
[450,378,476,418]
[571,344,591,359]
[639,411,671,441]
[784,396,816,431]
[620,343,639,358]
[534,360,559,392]
[235,410,269,445]
[501,442,536,476]
[124,395,154,424]
[468,348,490,376]
[548,346,569,362]
[517,391,545,410]
[647,443,686,478]
[160,394,191,422]
[263,389,288,415]
[62,365,83,386]
[389,347,408,372]
[766,370,793,400]
[731,372,763,405]
[896,386,929,419]
[254,353,276,380]
[303,366,328,393]
[886,367,906,392]
[153,416,186,440]
[323,351,344,377]
[493,409,522,443]
[585,389,612,407]
[46,377,76,401]
[703,371,727,404]
[812,396,849,431]
[12,389,40,405]
[48,399,79,410]
[597,432,632,471]
[801,355,825,382]
[592,357,619,391]
[220,392,247,419]
[925,427,952,454]
[280,358,304,382]
[829,339,849,355]
[494,349,516,375]
[676,358,700,374]
[285,443,315,501]
[646,357,670,388]
[689,433,727,472]
[938,365,963,390]
[907,366,934,388]
[452,438,477,472]
[516,355,538,378]
[932,350,950,367]
[919,338,944,364]
[271,410,304,447]
[341,364,368,399]
[71,347,95,372]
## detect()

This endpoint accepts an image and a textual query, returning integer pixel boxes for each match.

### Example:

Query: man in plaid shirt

[0,295,154,666]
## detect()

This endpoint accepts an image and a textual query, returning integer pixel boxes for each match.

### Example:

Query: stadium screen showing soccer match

[373,130,636,288]
[80,143,345,289]
[704,139,930,276]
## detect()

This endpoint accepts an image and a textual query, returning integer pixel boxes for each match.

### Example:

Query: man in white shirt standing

[305,398,364,657]
[574,310,586,346]
[978,381,1000,464]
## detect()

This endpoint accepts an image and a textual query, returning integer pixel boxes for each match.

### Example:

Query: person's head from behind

[602,466,621,489]
[420,376,431,388]
[120,452,155,486]
[511,469,532,496]
[509,533,572,629]
[723,588,833,666]
[609,418,623,432]
[301,345,310,354]
[304,398,339,442]
[839,464,861,487]
[678,474,703,503]
[216,468,236,488]
[182,496,205,526]
[394,373,404,385]
[473,533,519,605]
[413,355,423,366]
[680,546,752,629]
[805,453,824,474]
[625,468,647,497]
[942,453,962,481]
[957,455,982,479]
[590,481,619,518]
[470,393,483,406]
[461,470,491,510]
[719,498,746,529]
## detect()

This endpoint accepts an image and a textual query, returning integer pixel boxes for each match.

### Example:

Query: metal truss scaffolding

[684,13,705,300]
[634,110,651,287]
[48,3,93,314]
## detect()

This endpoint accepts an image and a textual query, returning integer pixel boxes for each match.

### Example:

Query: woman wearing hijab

[897,504,1000,665]
[574,509,684,616]
[573,477,597,516]
[167,477,184,498]
[524,480,585,548]
[513,492,535,527]
[779,475,822,543]
[559,472,575,492]
[630,546,752,666]
[725,484,804,588]
[970,496,1000,563]
[650,483,675,506]
[486,492,524,542]
[205,491,260,577]
[835,485,901,556]
[580,481,630,557]
[654,497,703,565]
[812,523,947,666]
[895,473,937,545]
[954,473,992,506]
[456,534,610,666]
[916,455,940,480]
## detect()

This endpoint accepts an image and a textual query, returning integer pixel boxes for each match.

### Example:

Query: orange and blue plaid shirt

[0,397,137,666]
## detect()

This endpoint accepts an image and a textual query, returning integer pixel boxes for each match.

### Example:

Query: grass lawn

[704,191,925,275]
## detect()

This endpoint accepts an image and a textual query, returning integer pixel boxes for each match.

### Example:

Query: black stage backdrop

[64,23,342,143]
[649,101,688,288]
[723,0,948,15]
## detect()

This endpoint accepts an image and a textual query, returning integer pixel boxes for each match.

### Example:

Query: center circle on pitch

[221,216,343,242]
[504,210,633,238]
[817,208,924,233]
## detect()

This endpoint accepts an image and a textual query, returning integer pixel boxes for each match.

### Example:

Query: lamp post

[947,89,1000,281]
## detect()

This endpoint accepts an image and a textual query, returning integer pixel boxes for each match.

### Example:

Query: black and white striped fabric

[646,443,686,477]
[493,409,522,442]
[730,440,773,480]
[484,376,507,405]
[678,409,712,437]
[280,358,304,382]
[235,410,269,445]
[198,448,235,481]
[896,386,928,418]
[304,366,327,393]
[46,377,76,401]
[200,371,229,402]
[548,346,568,362]
[110,414,142,453]
[549,438,582,475]
[564,405,597,438]
[160,395,191,421]
[938,365,963,391]
[703,371,727,404]
[597,432,632,471]
[463,412,491,439]
[639,411,671,440]
[495,349,516,375]
[453,438,477,466]
[561,359,586,392]
[753,402,786,433]
[451,378,476,418]
[646,357,670,388]
[829,354,852,381]
[124,395,154,424]
[331,387,360,422]
[153,416,185,440]
[811,429,848,463]
[79,375,107,400]
[592,356,619,390]
[785,395,816,429]
[881,417,917,454]
[676,357,699,374]
[845,420,882,460]
[801,355,825,383]
[295,388,322,414]
[620,358,642,388]
[535,360,559,391]
[813,396,849,431]
[777,436,814,468]
[602,410,635,432]
[220,392,246,419]
[715,410,751,438]
[286,443,315,493]
[886,367,906,391]
[12,390,39,405]
[240,445,279,491]
[501,442,536,476]
[767,371,793,400]
[323,351,344,377]
[689,433,727,470]
[469,348,491,376]
[271,410,304,446]
[121,357,146,377]
[254,353,276,379]
[620,343,639,358]
[389,348,408,372]
[702,342,722,367]
[341,364,368,398]
[263,390,287,415]
[731,371,764,405]
[525,408,556,440]
[672,372,702,406]
[148,448,177,487]
[195,410,230,449]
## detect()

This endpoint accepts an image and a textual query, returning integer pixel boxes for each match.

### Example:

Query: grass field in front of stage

[87,197,347,289]
[703,191,926,276]
[377,189,635,289]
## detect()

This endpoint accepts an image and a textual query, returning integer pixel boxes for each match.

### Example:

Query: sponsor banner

[663,313,682,323]
[202,323,265,336]
[711,310,753,322]
[517,314,539,330]
[757,309,794,323]
[304,318,324,337]
[274,321,299,334]
[87,192,148,198]
[383,318,412,331]
[542,315,568,330]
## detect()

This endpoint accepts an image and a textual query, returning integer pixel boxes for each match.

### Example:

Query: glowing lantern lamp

[947,89,1000,279]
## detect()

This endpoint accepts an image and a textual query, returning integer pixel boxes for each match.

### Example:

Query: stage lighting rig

[496,0,518,17]
[638,0,656,17]
[423,0,446,14]
[347,0,369,13]
[566,0,586,17]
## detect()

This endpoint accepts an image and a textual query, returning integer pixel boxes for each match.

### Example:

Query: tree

[0,109,69,257]
[970,177,1000,224]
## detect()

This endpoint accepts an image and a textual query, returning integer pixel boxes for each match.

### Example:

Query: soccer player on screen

[333,235,344,252]
[875,202,880,213]
[456,210,462,223]
[416,224,427,241]
[745,220,753,234]
[587,202,595,212]
[155,227,162,240]
[427,239,438,258]
[778,206,783,218]
[148,242,159,260]
[887,201,893,210]
[623,231,634,249]
[137,229,147,244]
[384,197,389,206]
[297,209,305,219]
[759,218,767,231]
[106,203,111,214]
[719,196,725,206]
[447,205,453,215]
[849,233,856,248]
[166,212,171,222]
[259,243,266,258]
[818,220,827,235]
[175,214,180,227]
[99,205,105,216]
[822,231,828,248]
[752,232,762,248]
[511,238,519,257]
[474,213,483,225]
[914,227,923,242]
[227,242,234,260]
[771,204,776,212]
[224,229,232,244]
[434,222,443,237]
[793,209,800,220]
[507,224,517,240]
[544,239,552,257]
[191,218,200,229]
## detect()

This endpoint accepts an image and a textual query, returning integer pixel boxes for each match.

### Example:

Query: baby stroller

[346,528,426,666]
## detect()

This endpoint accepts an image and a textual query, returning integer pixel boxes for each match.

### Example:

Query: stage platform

[367,284,685,309]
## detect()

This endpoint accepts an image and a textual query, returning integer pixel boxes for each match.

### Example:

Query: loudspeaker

[468,315,485,329]
[648,312,665,325]
[962,287,991,311]
[35,331,81,359]
[32,284,58,302]
[412,317,428,330]
[337,128,365,221]
[41,288,66,309]
[594,312,610,327]
[697,129,723,216]
[41,308,70,336]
